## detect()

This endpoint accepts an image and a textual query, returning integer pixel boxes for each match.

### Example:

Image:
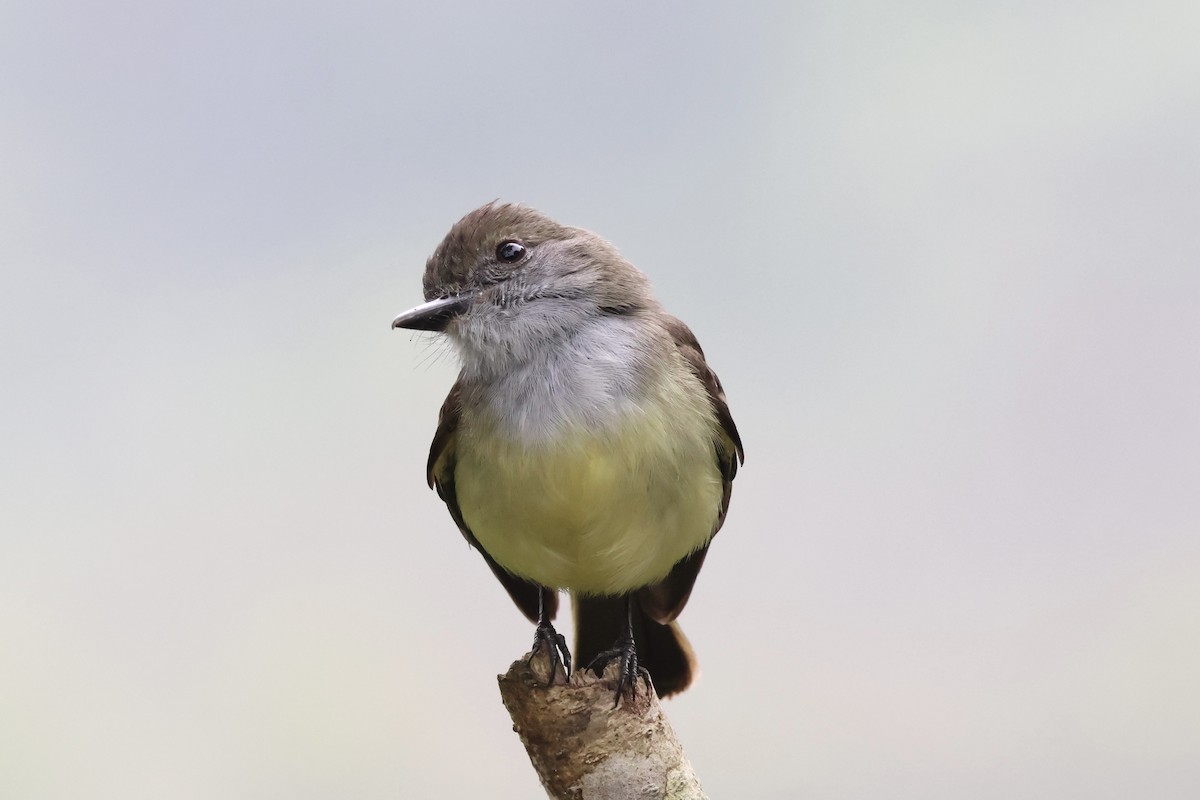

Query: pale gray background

[2,2,1198,798]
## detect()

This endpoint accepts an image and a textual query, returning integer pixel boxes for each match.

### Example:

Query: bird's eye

[496,240,526,263]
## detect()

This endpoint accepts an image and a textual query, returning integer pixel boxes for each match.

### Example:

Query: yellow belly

[455,413,722,595]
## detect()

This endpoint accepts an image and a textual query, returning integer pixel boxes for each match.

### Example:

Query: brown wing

[427,378,555,624]
[638,316,743,623]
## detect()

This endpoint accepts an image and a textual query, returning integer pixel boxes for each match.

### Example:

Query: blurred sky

[2,1,1198,798]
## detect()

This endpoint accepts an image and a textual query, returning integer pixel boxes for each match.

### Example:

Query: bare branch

[498,651,707,800]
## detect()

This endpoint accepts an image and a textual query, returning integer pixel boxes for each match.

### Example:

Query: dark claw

[529,622,572,683]
[586,636,651,707]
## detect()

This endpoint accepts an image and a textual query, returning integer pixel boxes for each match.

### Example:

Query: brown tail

[572,594,697,697]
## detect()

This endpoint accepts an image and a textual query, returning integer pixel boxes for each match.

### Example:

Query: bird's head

[392,203,656,368]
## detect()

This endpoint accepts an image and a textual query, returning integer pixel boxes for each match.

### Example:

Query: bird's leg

[528,587,571,683]
[585,596,652,706]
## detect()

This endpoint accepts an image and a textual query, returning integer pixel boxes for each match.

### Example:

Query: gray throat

[454,312,665,442]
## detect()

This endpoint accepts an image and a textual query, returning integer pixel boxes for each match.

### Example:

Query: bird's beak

[391,293,473,332]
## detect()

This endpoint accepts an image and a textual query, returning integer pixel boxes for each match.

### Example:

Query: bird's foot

[528,622,571,684]
[586,636,651,707]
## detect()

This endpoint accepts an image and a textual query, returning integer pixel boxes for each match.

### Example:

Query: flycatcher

[392,202,742,699]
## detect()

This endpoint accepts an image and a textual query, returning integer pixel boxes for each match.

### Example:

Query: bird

[392,202,742,701]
